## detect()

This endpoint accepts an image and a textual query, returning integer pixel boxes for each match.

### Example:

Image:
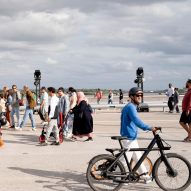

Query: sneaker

[15,126,22,131]
[144,177,153,184]
[32,127,36,131]
[84,137,93,142]
[9,125,15,128]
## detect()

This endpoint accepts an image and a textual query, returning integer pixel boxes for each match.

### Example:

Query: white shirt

[167,87,174,97]
[48,94,59,119]
[41,91,49,112]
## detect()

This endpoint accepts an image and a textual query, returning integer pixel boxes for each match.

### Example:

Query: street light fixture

[34,70,41,104]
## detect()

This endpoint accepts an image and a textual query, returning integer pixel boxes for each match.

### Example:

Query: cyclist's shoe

[144,177,153,184]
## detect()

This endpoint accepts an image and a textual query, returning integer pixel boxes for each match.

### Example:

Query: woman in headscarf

[71,92,93,141]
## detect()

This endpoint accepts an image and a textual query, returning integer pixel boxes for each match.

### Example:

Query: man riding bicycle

[120,87,156,183]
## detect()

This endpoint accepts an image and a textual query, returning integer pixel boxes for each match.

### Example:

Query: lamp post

[134,67,149,112]
[34,70,41,104]
[134,67,144,103]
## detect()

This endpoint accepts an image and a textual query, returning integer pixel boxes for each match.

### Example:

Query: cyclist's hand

[152,127,162,132]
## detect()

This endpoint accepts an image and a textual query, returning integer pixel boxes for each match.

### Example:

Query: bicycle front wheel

[153,153,191,191]
[86,154,126,191]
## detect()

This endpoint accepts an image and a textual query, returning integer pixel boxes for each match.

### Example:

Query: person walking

[5,89,13,128]
[41,87,59,146]
[39,87,49,124]
[179,79,191,142]
[166,83,174,113]
[120,87,156,183]
[119,89,123,104]
[71,92,93,142]
[57,87,70,130]
[10,85,21,128]
[174,88,180,113]
[16,85,36,131]
[95,88,103,104]
[108,89,113,104]
[64,87,77,139]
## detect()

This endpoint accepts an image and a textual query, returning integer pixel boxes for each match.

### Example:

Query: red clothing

[182,89,191,112]
[95,91,103,99]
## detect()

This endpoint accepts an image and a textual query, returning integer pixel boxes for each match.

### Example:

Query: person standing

[119,89,123,104]
[108,89,113,104]
[72,92,93,141]
[120,87,156,183]
[174,88,180,113]
[179,79,191,142]
[16,85,36,131]
[10,85,21,128]
[95,88,103,104]
[166,83,175,113]
[42,87,59,146]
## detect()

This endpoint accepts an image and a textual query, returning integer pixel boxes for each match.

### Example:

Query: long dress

[72,100,93,136]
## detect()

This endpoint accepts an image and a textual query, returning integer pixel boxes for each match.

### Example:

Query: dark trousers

[168,97,174,111]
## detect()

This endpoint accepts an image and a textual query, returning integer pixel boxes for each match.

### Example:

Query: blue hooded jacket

[120,103,151,140]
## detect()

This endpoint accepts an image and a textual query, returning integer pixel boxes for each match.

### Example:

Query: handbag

[19,100,24,106]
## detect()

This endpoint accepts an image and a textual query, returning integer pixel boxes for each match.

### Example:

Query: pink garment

[77,92,88,105]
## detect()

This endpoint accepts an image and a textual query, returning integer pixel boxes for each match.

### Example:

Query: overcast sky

[0,0,191,90]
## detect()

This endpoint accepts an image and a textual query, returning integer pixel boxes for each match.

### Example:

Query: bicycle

[86,127,191,191]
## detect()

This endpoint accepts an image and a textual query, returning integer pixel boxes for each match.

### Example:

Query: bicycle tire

[86,154,126,191]
[153,153,191,191]
[130,157,153,176]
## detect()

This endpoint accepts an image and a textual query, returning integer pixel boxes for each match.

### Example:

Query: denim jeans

[64,113,74,138]
[20,106,36,128]
[11,107,20,127]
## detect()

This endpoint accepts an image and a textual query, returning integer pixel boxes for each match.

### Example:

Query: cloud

[0,0,191,90]
[46,58,57,65]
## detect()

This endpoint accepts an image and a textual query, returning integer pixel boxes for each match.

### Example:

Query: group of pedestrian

[0,85,94,146]
[0,85,36,130]
[95,88,124,104]
[39,86,93,145]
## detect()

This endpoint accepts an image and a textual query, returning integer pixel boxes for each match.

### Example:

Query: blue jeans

[11,107,20,127]
[20,106,36,128]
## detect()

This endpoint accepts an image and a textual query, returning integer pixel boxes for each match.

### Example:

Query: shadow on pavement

[9,167,90,191]
[4,133,38,145]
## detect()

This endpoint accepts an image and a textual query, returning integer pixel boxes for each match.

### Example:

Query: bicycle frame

[105,133,173,180]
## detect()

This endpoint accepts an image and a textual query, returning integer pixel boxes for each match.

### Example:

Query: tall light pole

[34,70,41,104]
[134,67,149,112]
[134,67,144,103]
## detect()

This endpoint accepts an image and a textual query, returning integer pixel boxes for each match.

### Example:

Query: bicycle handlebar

[152,127,162,136]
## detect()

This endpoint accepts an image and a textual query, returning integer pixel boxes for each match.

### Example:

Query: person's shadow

[9,167,91,191]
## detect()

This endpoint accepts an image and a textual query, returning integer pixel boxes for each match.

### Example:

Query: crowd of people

[0,85,94,146]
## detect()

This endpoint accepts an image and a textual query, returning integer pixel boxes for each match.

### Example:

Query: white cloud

[46,57,57,65]
[0,0,191,90]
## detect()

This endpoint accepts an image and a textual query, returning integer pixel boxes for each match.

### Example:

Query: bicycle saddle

[111,136,128,140]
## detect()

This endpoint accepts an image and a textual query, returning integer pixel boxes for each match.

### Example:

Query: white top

[41,91,49,112]
[48,94,59,119]
[167,87,174,97]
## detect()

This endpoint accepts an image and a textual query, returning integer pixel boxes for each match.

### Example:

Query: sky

[0,0,191,90]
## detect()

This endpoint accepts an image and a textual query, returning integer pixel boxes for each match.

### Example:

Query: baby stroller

[39,123,64,144]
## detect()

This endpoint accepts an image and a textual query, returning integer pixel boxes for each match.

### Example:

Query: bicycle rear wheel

[86,154,126,191]
[153,153,191,191]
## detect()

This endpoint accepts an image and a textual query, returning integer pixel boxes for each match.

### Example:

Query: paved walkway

[0,110,191,191]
